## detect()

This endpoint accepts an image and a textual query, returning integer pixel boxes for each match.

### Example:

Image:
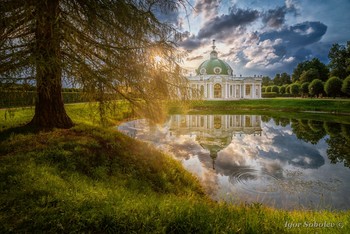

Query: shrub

[286,85,291,94]
[325,76,343,98]
[290,83,300,96]
[308,79,324,97]
[262,92,278,98]
[341,75,350,96]
[301,82,310,97]
[271,85,279,93]
[279,86,286,94]
[266,86,272,92]
[262,86,266,92]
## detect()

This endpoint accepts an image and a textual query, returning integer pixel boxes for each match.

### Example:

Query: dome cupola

[196,40,233,76]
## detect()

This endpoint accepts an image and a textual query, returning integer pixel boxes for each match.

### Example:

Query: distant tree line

[262,41,350,98]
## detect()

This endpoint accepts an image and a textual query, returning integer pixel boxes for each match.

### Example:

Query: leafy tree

[292,58,329,82]
[261,86,266,92]
[299,68,320,83]
[262,76,272,86]
[273,74,281,86]
[279,85,286,94]
[324,76,343,98]
[341,75,350,96]
[280,72,291,85]
[328,41,350,79]
[308,79,324,97]
[0,0,186,128]
[290,83,300,96]
[271,85,279,93]
[301,82,310,97]
[273,73,291,86]
[286,84,291,94]
[266,86,272,92]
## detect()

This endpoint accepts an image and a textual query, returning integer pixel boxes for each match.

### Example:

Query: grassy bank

[0,101,133,131]
[1,104,350,233]
[180,98,350,114]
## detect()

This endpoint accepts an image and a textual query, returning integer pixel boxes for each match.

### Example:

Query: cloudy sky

[162,0,350,77]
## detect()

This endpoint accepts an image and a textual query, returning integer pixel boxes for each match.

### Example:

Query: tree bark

[29,0,73,128]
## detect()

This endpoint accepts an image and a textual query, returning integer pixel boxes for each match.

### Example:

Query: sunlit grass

[1,101,350,232]
[0,101,132,130]
[181,98,350,114]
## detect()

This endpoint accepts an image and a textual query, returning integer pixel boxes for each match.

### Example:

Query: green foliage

[341,75,350,95]
[286,84,291,94]
[301,82,310,97]
[325,77,343,98]
[308,79,324,97]
[290,83,300,96]
[273,73,291,85]
[328,41,350,79]
[262,76,272,86]
[0,91,91,108]
[262,92,278,98]
[279,85,286,94]
[1,0,188,128]
[266,86,272,92]
[292,58,329,82]
[271,85,279,93]
[261,86,266,92]
[1,118,350,233]
[300,68,320,83]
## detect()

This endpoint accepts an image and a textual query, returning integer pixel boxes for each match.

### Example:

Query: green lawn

[182,98,350,114]
[1,102,350,233]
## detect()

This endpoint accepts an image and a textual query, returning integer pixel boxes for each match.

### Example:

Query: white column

[243,84,246,98]
[252,83,255,99]
[233,85,235,98]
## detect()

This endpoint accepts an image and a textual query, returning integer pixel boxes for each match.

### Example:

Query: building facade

[187,41,262,100]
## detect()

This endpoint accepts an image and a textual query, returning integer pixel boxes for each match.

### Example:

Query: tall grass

[1,102,350,233]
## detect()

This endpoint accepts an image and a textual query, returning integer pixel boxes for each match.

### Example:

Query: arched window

[214,83,222,98]
[200,85,204,97]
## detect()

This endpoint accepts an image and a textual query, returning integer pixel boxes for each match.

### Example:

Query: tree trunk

[29,0,73,128]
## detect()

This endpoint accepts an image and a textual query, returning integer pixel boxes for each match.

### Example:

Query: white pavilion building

[187,41,262,100]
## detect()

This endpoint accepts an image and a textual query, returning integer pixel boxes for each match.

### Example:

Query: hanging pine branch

[0,0,189,128]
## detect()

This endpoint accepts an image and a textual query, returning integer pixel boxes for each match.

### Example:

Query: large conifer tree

[1,0,187,128]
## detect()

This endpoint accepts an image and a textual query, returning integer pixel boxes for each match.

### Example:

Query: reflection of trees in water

[261,115,271,123]
[323,122,342,137]
[289,119,350,168]
[262,114,350,168]
[326,124,350,168]
[291,119,326,145]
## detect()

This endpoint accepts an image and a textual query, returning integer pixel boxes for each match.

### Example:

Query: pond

[118,114,350,210]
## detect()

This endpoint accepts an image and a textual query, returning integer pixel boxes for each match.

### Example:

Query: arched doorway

[214,83,221,98]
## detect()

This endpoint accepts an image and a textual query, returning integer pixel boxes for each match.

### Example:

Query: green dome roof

[196,58,232,75]
[196,44,233,75]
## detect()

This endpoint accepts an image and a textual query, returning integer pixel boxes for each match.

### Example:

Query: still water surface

[118,114,350,210]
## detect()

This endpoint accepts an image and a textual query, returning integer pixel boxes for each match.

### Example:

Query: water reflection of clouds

[118,115,350,210]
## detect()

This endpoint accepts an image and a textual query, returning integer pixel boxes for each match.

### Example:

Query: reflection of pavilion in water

[168,115,262,169]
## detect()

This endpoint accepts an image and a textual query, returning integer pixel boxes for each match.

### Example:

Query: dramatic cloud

[179,31,203,50]
[260,21,327,48]
[194,0,221,20]
[175,0,350,77]
[197,7,259,39]
[262,6,287,28]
